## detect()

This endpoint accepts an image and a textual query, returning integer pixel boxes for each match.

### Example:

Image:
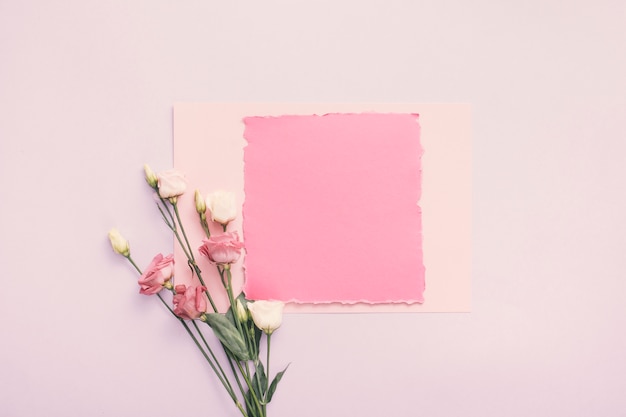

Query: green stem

[173,202,196,263]
[225,355,250,411]
[157,198,194,263]
[247,323,259,362]
[156,293,176,315]
[266,333,272,401]
[158,199,192,259]
[199,214,211,238]
[126,255,142,275]
[156,201,174,230]
[166,201,218,313]
[253,359,264,408]
[192,260,217,313]
[183,321,248,417]
[125,256,245,415]
[191,321,237,399]
[236,360,265,417]
[183,321,228,387]
[262,334,272,415]
[223,267,245,337]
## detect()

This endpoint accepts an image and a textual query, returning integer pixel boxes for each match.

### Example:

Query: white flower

[108,228,130,257]
[157,169,187,200]
[206,191,237,225]
[247,300,284,334]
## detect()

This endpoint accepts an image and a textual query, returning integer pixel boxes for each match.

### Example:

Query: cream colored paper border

[174,103,471,313]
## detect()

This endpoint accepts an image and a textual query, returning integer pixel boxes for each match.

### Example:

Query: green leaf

[203,313,249,361]
[245,361,271,416]
[253,324,263,355]
[224,303,235,325]
[267,364,289,403]
[254,361,268,395]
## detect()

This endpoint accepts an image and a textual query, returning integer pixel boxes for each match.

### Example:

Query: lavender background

[2,1,625,416]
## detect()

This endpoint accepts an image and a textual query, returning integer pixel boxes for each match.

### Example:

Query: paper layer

[242,113,425,304]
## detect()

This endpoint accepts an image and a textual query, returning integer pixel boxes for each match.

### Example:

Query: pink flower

[173,285,208,320]
[157,169,187,199]
[138,254,174,295]
[198,232,244,265]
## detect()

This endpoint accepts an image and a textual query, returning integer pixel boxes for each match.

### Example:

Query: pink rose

[198,232,244,265]
[157,169,187,199]
[138,253,174,295]
[173,285,208,320]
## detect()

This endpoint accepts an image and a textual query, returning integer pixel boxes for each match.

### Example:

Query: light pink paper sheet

[242,113,424,304]
[173,103,471,313]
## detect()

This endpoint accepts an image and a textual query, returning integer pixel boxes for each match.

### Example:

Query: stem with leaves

[124,254,248,417]
[110,172,289,417]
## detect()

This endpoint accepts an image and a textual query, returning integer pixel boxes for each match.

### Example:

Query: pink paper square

[242,113,425,304]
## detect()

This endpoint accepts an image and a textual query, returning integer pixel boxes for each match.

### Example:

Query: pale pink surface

[242,113,425,304]
[173,103,471,313]
[4,3,626,415]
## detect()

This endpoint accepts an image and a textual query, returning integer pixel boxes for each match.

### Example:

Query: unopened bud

[108,228,130,257]
[236,299,249,323]
[195,189,207,214]
[144,164,158,188]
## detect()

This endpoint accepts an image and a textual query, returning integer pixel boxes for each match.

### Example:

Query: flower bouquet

[108,165,288,417]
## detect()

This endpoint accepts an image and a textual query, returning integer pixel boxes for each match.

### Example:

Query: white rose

[247,300,284,334]
[157,169,187,199]
[206,191,237,225]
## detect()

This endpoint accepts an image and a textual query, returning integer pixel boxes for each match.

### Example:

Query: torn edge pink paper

[242,113,425,304]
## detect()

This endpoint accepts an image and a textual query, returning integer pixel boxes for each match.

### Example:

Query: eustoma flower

[157,169,187,200]
[138,253,174,295]
[247,300,285,334]
[206,191,237,226]
[109,168,289,417]
[173,285,208,320]
[198,232,244,265]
